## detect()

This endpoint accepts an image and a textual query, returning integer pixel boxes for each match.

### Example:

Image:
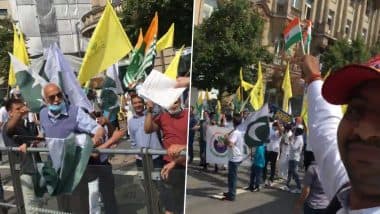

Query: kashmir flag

[282,63,293,112]
[123,13,158,87]
[45,44,94,112]
[240,68,254,91]
[284,17,303,51]
[157,23,174,52]
[164,46,184,79]
[9,25,30,86]
[244,103,270,147]
[78,1,133,85]
[135,28,143,49]
[303,20,312,54]
[250,62,265,110]
[9,53,47,112]
[34,133,93,196]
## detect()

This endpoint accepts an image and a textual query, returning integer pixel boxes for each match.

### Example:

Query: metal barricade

[0,147,186,214]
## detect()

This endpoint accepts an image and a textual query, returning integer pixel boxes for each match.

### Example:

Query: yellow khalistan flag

[250,62,265,110]
[282,62,293,112]
[9,25,30,86]
[157,23,174,52]
[77,1,133,85]
[164,46,184,79]
[301,94,308,130]
[240,68,254,91]
[236,86,242,102]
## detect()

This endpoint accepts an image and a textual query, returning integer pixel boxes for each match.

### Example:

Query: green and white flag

[101,63,122,117]
[9,53,47,112]
[34,133,93,196]
[244,103,270,147]
[123,44,145,87]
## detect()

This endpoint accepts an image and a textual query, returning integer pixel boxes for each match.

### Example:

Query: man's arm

[76,108,105,146]
[144,101,160,133]
[303,55,349,199]
[294,186,310,214]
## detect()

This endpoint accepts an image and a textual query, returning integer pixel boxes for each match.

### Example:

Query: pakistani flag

[44,43,94,113]
[101,64,122,118]
[9,53,47,112]
[244,103,270,147]
[34,133,93,196]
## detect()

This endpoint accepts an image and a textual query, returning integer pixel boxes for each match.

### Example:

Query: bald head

[43,83,63,105]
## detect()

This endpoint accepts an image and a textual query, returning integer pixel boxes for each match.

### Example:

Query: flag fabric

[216,100,222,124]
[236,86,242,102]
[240,68,254,91]
[100,64,123,116]
[156,23,174,52]
[45,44,94,113]
[34,133,93,196]
[164,46,184,79]
[303,20,312,54]
[77,1,133,85]
[9,53,47,112]
[195,91,203,118]
[250,62,265,110]
[123,14,158,87]
[244,103,270,147]
[282,63,293,112]
[301,94,308,130]
[9,25,30,86]
[283,17,303,51]
[135,28,144,49]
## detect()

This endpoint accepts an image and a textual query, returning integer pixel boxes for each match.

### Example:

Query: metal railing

[0,146,186,214]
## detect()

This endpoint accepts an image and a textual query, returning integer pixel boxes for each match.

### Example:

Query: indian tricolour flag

[303,20,312,54]
[283,17,303,51]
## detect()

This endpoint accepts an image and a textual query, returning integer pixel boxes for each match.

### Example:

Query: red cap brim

[322,64,380,105]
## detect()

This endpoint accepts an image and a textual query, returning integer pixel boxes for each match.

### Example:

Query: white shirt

[267,129,281,152]
[128,114,163,160]
[308,80,380,213]
[228,129,244,162]
[289,135,303,161]
[0,106,8,126]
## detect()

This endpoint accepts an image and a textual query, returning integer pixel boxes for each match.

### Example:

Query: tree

[0,19,13,83]
[192,0,273,94]
[320,37,370,75]
[120,0,193,47]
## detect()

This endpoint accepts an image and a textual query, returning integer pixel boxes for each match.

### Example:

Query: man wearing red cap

[302,55,380,213]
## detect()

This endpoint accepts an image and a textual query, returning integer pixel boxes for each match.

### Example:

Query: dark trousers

[263,151,278,182]
[249,165,263,189]
[304,150,314,170]
[227,161,241,199]
[188,134,195,162]
[161,166,185,214]
[199,139,206,166]
[136,156,164,168]
[287,160,301,189]
[304,203,327,214]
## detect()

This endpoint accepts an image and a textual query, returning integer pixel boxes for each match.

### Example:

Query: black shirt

[3,120,41,175]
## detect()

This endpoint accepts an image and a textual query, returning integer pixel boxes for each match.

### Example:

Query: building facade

[0,0,10,19]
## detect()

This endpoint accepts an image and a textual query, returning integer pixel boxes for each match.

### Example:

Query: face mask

[167,107,182,116]
[48,102,66,115]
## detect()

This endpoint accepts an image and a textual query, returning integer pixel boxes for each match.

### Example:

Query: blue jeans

[249,165,263,189]
[287,160,301,189]
[304,203,327,214]
[227,161,241,199]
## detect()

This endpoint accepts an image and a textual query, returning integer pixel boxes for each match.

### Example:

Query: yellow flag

[157,23,174,51]
[197,91,203,105]
[9,25,30,86]
[236,86,242,102]
[301,94,308,130]
[164,46,184,79]
[217,100,221,114]
[240,68,254,91]
[77,1,133,85]
[323,69,331,80]
[205,89,210,101]
[135,28,143,49]
[282,62,293,112]
[250,62,265,110]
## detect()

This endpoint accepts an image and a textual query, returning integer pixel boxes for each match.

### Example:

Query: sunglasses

[47,92,63,102]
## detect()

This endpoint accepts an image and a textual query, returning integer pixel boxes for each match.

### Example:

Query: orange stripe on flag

[283,17,300,35]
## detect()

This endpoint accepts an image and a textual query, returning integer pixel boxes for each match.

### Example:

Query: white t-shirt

[228,129,244,162]
[267,129,281,153]
[289,135,303,161]
[0,106,8,126]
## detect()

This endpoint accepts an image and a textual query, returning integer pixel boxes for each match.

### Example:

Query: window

[292,0,301,9]
[362,28,368,39]
[345,20,352,35]
[327,10,335,33]
[304,1,312,20]
[0,9,7,16]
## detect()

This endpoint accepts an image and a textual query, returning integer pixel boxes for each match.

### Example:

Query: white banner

[205,125,250,165]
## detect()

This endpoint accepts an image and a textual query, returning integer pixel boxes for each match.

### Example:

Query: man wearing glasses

[39,83,105,213]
